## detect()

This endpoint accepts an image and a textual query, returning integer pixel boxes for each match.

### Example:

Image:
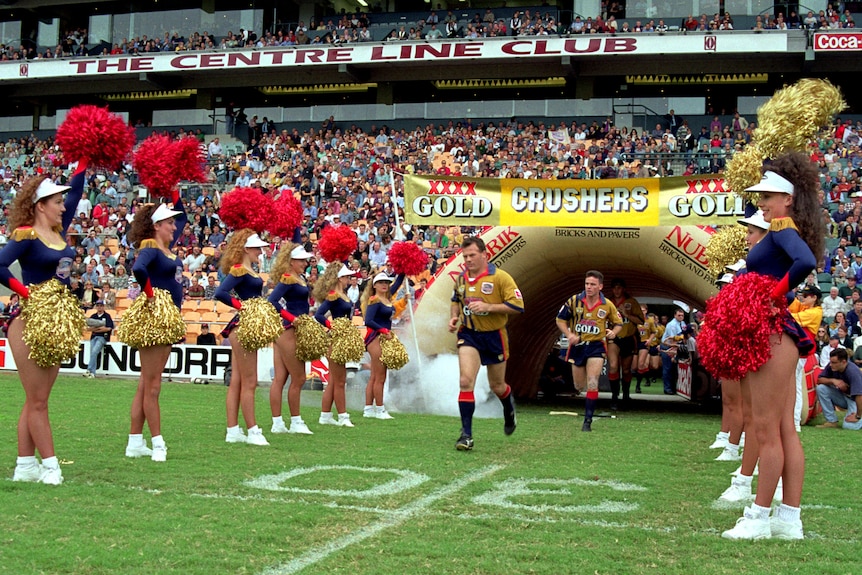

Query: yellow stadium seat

[202,246,215,256]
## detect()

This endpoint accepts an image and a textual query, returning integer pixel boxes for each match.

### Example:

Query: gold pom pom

[294,315,329,362]
[725,144,765,203]
[117,288,185,348]
[706,225,747,279]
[21,279,86,368]
[236,297,282,352]
[380,333,409,370]
[329,317,365,364]
[754,78,846,158]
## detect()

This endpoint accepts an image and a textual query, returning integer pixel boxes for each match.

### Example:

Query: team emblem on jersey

[514,289,522,299]
[175,267,184,284]
[481,282,493,294]
[597,309,607,319]
[55,257,72,280]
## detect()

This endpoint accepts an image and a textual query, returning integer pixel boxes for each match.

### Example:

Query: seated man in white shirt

[820,335,846,368]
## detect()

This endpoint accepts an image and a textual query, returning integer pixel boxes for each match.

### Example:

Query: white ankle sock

[151,435,165,449]
[128,433,144,447]
[249,425,260,433]
[41,456,59,470]
[776,503,800,522]
[227,425,241,434]
[751,503,771,519]
[717,431,729,439]
[16,455,37,466]
[725,443,739,455]
[272,416,284,425]
[320,412,334,420]
[290,416,303,424]
[735,474,753,486]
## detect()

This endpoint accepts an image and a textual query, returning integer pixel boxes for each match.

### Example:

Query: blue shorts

[457,327,509,366]
[638,340,648,351]
[566,340,606,367]
[609,334,638,358]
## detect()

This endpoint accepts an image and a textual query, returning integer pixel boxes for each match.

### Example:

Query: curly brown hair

[220,228,257,274]
[270,241,298,280]
[9,174,50,231]
[126,204,158,248]
[766,152,825,267]
[312,261,342,303]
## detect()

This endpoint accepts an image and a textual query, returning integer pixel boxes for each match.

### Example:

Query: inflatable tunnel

[411,224,719,398]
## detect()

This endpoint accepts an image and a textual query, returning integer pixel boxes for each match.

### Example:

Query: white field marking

[711,500,844,511]
[243,465,429,498]
[258,464,504,575]
[104,483,860,543]
[471,477,645,514]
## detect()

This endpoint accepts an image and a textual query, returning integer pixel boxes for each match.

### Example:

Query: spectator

[196,323,217,345]
[815,348,862,429]
[822,286,847,321]
[84,301,113,379]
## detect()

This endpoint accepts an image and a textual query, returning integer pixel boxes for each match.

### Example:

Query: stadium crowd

[1,112,861,347]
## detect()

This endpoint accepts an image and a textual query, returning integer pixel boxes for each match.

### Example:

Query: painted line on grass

[258,464,504,575]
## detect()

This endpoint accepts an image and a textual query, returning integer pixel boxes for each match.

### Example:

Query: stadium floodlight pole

[391,169,422,375]
[391,167,404,241]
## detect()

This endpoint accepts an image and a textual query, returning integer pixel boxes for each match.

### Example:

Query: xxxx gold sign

[403,174,744,227]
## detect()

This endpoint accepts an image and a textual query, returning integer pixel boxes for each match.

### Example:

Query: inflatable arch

[411,224,718,398]
[408,224,820,422]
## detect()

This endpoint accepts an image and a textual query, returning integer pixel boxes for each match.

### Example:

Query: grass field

[0,373,859,575]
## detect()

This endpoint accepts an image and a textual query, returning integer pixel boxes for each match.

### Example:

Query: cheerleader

[0,164,85,484]
[216,229,271,445]
[313,263,359,427]
[721,155,822,540]
[125,199,186,462]
[361,271,404,419]
[267,243,315,435]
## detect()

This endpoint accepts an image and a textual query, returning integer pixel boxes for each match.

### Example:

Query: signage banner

[1,34,789,82]
[0,340,356,384]
[404,174,742,227]
[813,32,862,51]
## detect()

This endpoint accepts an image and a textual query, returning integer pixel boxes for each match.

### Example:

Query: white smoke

[385,353,504,418]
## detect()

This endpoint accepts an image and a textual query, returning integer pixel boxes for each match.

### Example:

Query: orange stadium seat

[200,311,218,324]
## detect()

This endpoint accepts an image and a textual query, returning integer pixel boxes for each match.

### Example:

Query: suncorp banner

[403,175,742,227]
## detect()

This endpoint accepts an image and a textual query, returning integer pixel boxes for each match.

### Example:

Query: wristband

[231,297,243,310]
[280,309,295,322]
[143,279,154,299]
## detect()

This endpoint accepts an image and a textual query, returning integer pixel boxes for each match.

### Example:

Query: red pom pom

[699,272,787,381]
[266,190,303,239]
[219,187,272,233]
[55,105,135,169]
[134,135,207,198]
[388,241,429,276]
[318,224,358,263]
[172,136,207,183]
[133,134,178,198]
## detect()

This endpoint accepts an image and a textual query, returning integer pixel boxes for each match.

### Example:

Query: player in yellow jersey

[636,305,658,393]
[606,278,644,409]
[556,270,623,432]
[449,236,524,451]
